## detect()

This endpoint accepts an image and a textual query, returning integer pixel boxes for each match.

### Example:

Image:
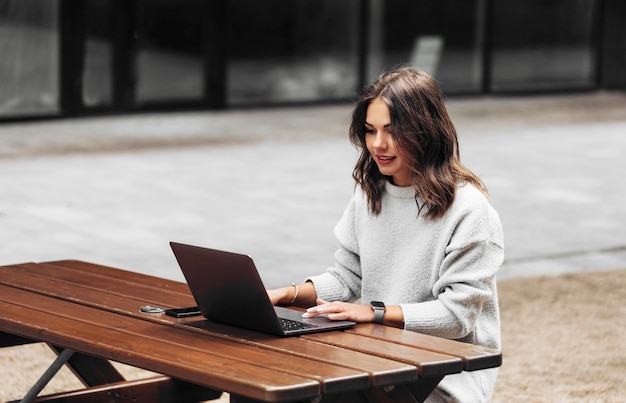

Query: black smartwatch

[371,301,386,324]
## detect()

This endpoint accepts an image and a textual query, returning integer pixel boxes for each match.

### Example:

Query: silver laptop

[170,242,355,336]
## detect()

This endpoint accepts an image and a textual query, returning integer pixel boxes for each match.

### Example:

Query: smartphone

[164,306,202,318]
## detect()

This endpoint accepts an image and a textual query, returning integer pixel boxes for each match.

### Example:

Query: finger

[303,303,326,317]
[302,308,325,319]
[327,312,349,321]
[302,299,330,317]
[304,299,327,313]
[303,300,337,318]
[302,304,322,318]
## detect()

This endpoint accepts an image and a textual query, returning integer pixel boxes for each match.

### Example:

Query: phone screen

[164,307,202,318]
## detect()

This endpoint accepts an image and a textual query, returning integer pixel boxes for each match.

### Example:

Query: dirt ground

[1,269,624,402]
[492,269,625,402]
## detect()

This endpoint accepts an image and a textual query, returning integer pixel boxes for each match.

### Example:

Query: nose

[372,131,388,150]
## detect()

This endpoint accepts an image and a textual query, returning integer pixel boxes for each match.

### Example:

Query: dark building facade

[1,0,624,121]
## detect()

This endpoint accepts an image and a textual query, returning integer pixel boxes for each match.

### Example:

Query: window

[134,0,205,104]
[490,0,597,92]
[227,0,361,105]
[369,0,486,94]
[0,0,59,118]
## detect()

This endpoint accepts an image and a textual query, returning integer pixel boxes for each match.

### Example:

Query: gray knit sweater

[307,181,504,402]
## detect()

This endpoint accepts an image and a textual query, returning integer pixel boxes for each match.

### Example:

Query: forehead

[365,97,391,126]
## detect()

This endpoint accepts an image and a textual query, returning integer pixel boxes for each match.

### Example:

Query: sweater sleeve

[306,192,362,302]
[400,240,503,338]
[401,193,504,340]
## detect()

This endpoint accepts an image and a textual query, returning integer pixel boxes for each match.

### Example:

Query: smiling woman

[268,66,504,402]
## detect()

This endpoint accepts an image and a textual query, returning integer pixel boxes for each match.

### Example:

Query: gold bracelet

[289,283,299,304]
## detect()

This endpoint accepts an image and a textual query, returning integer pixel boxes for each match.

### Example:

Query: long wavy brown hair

[349,66,487,219]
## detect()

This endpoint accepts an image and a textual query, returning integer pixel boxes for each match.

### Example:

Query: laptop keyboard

[280,317,321,331]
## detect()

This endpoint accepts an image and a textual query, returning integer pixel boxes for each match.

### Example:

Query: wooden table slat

[348,324,502,371]
[42,260,193,294]
[181,319,419,388]
[0,265,196,315]
[2,263,194,308]
[302,331,463,378]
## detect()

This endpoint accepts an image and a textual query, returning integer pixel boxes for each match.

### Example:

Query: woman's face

[365,97,412,187]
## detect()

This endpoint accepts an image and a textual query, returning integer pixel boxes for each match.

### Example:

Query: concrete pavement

[1,92,626,288]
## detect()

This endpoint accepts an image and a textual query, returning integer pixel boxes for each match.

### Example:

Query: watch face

[371,301,385,308]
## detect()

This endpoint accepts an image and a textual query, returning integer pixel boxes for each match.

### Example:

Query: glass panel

[135,0,204,104]
[0,0,59,118]
[83,0,113,107]
[601,0,626,89]
[368,0,485,94]
[227,0,360,106]
[490,0,597,92]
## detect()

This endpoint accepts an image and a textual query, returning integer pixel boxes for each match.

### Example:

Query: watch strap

[373,308,384,324]
[371,301,386,325]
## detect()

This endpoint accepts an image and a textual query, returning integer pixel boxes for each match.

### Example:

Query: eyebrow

[364,121,391,128]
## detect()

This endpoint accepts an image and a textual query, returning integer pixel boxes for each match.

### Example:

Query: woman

[268,66,504,402]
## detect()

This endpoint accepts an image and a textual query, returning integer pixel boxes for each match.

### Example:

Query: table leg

[19,348,75,403]
[48,345,126,386]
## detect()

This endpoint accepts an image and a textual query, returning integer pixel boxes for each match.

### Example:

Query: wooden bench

[0,260,501,402]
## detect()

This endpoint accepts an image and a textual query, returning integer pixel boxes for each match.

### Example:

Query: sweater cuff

[400,300,458,336]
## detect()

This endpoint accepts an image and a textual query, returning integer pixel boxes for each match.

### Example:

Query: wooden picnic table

[0,260,501,402]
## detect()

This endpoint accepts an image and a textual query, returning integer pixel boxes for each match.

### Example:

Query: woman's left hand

[302,298,375,323]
